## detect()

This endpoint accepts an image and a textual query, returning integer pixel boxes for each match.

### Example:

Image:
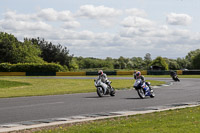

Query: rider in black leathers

[170,70,176,77]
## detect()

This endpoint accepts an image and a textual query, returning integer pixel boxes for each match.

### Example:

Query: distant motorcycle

[171,75,180,82]
[133,79,155,99]
[170,71,180,82]
[94,79,115,97]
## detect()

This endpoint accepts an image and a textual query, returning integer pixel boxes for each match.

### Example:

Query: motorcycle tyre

[173,76,180,82]
[150,91,155,98]
[110,87,115,96]
[97,87,104,97]
[149,87,155,98]
[137,89,145,99]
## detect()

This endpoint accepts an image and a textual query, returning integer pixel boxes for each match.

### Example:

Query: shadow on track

[123,97,149,100]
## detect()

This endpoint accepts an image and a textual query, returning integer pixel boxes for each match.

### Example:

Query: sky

[0,0,200,59]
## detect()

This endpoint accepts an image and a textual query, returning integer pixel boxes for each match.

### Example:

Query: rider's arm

[104,74,108,81]
[133,74,136,79]
[97,75,100,81]
[141,75,145,82]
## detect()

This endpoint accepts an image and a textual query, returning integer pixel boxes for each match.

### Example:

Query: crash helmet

[98,70,103,75]
[136,71,141,77]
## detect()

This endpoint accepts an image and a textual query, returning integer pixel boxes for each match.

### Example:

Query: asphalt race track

[0,77,200,125]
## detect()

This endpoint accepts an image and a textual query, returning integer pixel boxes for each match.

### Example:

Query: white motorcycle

[94,79,115,97]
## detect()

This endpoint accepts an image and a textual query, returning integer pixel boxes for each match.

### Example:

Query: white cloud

[121,16,155,28]
[125,8,147,17]
[62,21,80,29]
[1,20,52,31]
[166,13,192,25]
[3,8,74,22]
[76,5,122,19]
[75,5,122,28]
[0,5,199,59]
[37,8,73,21]
[4,10,36,21]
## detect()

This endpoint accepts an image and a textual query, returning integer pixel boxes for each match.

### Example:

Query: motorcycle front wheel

[149,87,155,98]
[150,91,155,98]
[110,87,115,96]
[137,88,145,99]
[97,87,104,97]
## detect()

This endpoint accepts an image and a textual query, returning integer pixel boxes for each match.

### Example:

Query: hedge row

[0,63,65,72]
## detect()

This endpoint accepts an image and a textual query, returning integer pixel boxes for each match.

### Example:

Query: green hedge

[0,63,65,72]
[147,70,170,75]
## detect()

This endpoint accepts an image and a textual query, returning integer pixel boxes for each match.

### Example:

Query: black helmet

[98,70,103,75]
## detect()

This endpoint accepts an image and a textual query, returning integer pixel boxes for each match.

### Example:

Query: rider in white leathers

[97,70,111,93]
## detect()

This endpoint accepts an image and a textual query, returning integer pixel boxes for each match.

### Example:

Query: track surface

[0,77,199,125]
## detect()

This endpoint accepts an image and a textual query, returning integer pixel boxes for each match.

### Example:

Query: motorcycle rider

[135,71,152,93]
[135,71,145,84]
[133,70,137,79]
[170,70,176,77]
[97,70,112,93]
[170,70,180,82]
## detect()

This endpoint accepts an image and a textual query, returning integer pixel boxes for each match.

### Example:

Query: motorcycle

[133,79,155,99]
[171,74,180,82]
[94,79,115,97]
[170,71,180,82]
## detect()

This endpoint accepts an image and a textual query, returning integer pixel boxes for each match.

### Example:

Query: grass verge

[0,80,31,88]
[0,77,165,98]
[33,106,200,133]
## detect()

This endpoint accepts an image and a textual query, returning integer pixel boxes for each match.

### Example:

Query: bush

[0,63,12,72]
[150,56,169,70]
[0,63,65,72]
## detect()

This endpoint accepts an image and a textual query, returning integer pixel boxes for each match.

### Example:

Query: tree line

[0,32,200,71]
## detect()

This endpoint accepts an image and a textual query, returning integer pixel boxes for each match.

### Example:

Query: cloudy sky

[0,0,200,59]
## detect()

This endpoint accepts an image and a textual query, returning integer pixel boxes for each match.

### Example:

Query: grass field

[0,77,165,98]
[0,79,31,88]
[34,106,200,133]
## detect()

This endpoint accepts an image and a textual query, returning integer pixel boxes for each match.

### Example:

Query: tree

[69,58,79,71]
[29,38,73,67]
[114,61,120,69]
[191,52,200,69]
[144,53,152,69]
[185,49,200,69]
[150,56,168,70]
[0,32,44,64]
[165,58,180,70]
[131,57,145,69]
[176,57,189,69]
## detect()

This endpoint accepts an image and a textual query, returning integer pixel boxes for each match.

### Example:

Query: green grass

[0,79,31,88]
[35,106,200,133]
[0,77,165,98]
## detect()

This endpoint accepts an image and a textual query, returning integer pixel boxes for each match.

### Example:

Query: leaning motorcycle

[133,79,155,99]
[94,79,115,97]
[171,75,180,82]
